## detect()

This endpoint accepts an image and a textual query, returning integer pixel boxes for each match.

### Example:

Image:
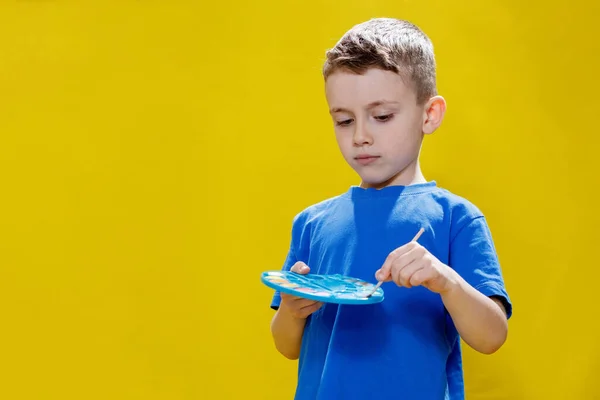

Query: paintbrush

[364,227,425,298]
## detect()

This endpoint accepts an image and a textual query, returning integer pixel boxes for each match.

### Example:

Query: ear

[422,95,446,135]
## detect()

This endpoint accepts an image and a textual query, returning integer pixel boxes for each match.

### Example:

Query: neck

[360,160,426,189]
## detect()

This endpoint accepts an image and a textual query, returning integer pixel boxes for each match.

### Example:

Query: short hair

[323,18,437,104]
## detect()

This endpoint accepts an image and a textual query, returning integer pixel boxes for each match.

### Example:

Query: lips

[354,154,380,165]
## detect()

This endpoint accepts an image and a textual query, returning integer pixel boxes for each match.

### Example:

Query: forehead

[325,68,416,109]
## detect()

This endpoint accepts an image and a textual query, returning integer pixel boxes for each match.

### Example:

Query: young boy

[269,17,512,400]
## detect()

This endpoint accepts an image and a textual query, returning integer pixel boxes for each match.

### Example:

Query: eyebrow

[329,100,400,114]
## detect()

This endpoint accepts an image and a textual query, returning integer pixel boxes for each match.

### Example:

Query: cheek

[335,129,351,142]
[334,132,353,152]
[387,117,422,146]
[409,112,425,133]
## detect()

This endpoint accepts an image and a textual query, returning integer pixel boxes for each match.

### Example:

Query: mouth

[354,154,380,165]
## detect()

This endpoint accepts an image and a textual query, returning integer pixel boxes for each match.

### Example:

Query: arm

[270,302,308,360]
[270,262,322,360]
[440,269,508,354]
[375,219,511,355]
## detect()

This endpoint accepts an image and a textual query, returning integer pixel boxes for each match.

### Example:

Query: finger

[299,301,322,312]
[280,293,318,308]
[391,243,423,275]
[376,234,423,281]
[290,261,310,274]
[375,268,392,282]
[388,244,423,286]
[284,298,321,318]
[295,298,321,309]
[282,294,319,308]
[375,268,393,282]
[393,259,424,288]
[391,257,418,287]
[298,301,322,318]
[408,267,435,287]
[376,245,408,281]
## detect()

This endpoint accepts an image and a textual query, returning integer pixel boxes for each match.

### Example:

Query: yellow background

[0,1,598,399]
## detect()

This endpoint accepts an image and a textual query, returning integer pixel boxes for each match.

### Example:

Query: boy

[269,17,512,400]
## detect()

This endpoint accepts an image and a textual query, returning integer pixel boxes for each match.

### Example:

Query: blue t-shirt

[270,181,512,400]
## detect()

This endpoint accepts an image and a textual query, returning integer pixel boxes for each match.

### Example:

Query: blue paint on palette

[260,271,384,305]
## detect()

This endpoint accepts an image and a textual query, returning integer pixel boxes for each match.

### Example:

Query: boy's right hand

[279,262,323,320]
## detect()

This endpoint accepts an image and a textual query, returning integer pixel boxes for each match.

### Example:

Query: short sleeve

[270,241,298,310]
[269,211,310,310]
[449,216,513,319]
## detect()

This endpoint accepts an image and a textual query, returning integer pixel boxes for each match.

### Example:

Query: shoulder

[428,185,490,238]
[286,192,349,252]
[431,186,484,217]
[290,192,348,227]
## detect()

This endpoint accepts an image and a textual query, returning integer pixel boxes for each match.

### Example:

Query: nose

[353,119,373,146]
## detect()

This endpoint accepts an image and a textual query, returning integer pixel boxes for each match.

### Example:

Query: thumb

[375,268,391,282]
[291,261,310,274]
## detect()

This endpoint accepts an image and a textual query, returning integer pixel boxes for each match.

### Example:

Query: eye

[374,114,394,122]
[335,119,353,127]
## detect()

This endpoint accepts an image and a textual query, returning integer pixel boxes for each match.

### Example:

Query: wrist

[279,301,307,322]
[439,265,462,297]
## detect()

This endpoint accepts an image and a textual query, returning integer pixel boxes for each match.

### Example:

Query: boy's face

[325,68,445,189]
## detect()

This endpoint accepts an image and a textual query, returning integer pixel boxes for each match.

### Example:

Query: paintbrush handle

[372,280,383,292]
[364,227,426,298]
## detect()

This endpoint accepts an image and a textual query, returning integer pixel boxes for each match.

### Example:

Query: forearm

[270,303,307,360]
[441,269,508,354]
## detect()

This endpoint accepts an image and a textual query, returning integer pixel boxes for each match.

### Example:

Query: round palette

[261,271,384,305]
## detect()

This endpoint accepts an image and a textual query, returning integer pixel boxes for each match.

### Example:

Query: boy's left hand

[375,241,458,294]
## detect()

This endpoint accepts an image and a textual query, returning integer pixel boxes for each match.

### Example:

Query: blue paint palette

[261,271,384,305]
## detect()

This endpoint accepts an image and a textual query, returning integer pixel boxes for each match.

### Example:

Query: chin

[358,176,388,189]
[360,171,403,188]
